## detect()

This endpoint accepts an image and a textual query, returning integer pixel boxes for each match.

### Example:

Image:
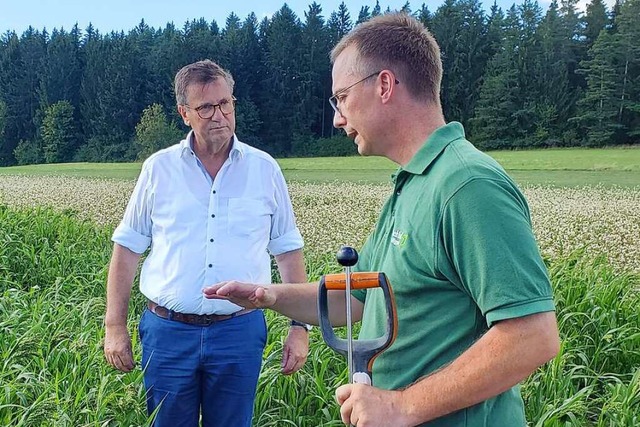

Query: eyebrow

[194,98,231,108]
[331,86,349,98]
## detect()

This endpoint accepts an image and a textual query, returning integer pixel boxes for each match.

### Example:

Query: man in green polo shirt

[203,12,560,427]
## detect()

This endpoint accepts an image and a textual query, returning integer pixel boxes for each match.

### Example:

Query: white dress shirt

[112,133,304,315]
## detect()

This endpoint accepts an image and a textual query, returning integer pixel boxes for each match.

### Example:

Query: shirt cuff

[485,297,556,327]
[112,222,151,254]
[268,227,304,255]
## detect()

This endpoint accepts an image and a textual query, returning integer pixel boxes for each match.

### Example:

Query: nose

[210,105,225,120]
[333,110,346,129]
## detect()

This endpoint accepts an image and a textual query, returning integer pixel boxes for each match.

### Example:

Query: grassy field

[1,205,638,426]
[1,146,639,425]
[0,146,638,187]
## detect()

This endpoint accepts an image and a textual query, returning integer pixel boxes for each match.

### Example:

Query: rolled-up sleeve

[267,167,303,256]
[112,164,153,254]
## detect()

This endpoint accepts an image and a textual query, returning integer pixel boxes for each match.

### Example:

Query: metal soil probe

[318,246,398,387]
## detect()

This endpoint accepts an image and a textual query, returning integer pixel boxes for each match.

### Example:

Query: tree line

[0,0,638,166]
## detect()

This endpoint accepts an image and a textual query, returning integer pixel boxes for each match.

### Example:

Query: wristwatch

[290,319,312,331]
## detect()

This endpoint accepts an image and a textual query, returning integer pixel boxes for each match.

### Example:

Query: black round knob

[337,246,358,267]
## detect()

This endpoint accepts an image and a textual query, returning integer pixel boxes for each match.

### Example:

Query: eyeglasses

[185,97,237,119]
[329,71,380,116]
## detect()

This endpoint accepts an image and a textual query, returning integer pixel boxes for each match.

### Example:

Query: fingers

[281,355,295,375]
[335,383,352,405]
[104,328,135,373]
[203,282,275,309]
[108,353,135,372]
[281,345,308,375]
[337,384,356,425]
[118,353,136,372]
[282,357,305,375]
[202,281,230,299]
[105,349,135,372]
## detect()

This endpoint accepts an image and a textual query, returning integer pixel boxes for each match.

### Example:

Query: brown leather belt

[148,301,254,326]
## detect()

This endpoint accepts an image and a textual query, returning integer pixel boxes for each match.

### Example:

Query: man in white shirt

[103,59,309,427]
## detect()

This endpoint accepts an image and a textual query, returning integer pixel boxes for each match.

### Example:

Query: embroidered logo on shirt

[391,229,408,247]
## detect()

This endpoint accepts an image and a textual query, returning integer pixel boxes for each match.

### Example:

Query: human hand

[281,326,309,375]
[202,281,276,309]
[336,383,411,427]
[104,324,135,372]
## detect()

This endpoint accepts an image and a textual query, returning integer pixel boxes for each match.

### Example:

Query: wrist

[290,319,312,331]
[104,318,128,329]
[392,389,417,427]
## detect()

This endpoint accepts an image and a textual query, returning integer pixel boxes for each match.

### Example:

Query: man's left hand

[336,383,411,427]
[281,326,309,375]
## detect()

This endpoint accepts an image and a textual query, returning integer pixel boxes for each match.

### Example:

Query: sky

[1,0,617,35]
[0,0,565,35]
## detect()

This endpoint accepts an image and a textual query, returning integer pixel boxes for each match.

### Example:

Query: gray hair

[174,59,235,105]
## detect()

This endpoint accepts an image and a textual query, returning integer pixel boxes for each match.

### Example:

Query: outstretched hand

[202,281,276,309]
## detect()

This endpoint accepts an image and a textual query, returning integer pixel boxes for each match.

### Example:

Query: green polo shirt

[353,122,555,426]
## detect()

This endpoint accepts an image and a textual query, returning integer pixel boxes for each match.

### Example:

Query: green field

[1,206,638,426]
[1,148,639,426]
[1,147,638,187]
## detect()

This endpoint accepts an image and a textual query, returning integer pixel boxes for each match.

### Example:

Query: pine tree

[431,0,489,127]
[357,6,371,25]
[471,6,521,148]
[415,3,433,28]
[149,22,186,123]
[259,5,304,154]
[400,2,412,14]
[0,99,6,151]
[573,31,621,146]
[0,31,22,164]
[182,18,222,65]
[614,0,640,140]
[41,100,77,163]
[583,0,609,50]
[327,2,352,48]
[299,3,331,139]
[533,0,574,145]
[371,1,382,17]
[485,1,505,60]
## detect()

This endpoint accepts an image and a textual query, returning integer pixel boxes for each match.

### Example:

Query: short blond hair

[331,13,442,104]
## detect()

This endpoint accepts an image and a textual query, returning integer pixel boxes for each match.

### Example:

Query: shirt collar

[401,122,466,176]
[179,131,245,161]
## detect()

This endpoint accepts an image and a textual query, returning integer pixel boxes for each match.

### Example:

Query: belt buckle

[202,313,217,325]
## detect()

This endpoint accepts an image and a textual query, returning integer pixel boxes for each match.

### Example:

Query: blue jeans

[138,309,267,427]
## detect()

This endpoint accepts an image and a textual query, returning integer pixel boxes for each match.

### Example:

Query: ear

[379,70,397,105]
[177,105,190,127]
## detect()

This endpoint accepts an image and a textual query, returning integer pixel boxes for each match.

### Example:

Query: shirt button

[210,238,214,242]
[211,214,215,218]
[208,264,213,268]
[396,190,401,195]
[212,190,216,194]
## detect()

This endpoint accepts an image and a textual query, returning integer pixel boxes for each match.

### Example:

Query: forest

[0,0,638,166]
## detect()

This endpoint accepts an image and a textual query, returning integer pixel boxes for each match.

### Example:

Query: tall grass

[523,253,640,425]
[1,206,638,426]
[0,206,147,426]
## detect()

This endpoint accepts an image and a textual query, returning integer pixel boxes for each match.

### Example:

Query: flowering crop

[1,176,638,273]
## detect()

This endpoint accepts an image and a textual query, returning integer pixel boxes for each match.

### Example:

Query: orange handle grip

[323,272,381,290]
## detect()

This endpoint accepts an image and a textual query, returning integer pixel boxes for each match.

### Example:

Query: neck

[192,135,233,162]
[191,134,233,180]
[387,104,446,166]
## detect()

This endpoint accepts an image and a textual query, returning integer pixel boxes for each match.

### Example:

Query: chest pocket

[227,198,272,237]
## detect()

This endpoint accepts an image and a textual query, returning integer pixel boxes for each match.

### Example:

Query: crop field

[0,161,639,425]
[1,146,639,187]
